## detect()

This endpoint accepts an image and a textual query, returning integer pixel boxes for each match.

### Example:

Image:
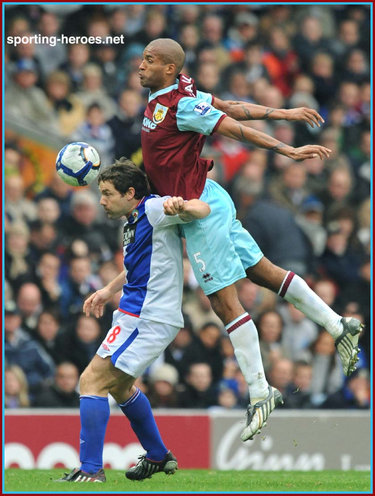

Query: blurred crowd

[5,5,370,412]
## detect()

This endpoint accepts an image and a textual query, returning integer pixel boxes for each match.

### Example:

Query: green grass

[3,469,372,493]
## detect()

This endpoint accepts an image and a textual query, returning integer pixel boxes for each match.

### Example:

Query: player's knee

[208,291,244,324]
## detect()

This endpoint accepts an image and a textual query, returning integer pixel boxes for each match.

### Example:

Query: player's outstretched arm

[83,270,126,318]
[216,116,331,161]
[163,197,210,221]
[214,97,324,128]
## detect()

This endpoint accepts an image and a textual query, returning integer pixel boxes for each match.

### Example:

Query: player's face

[99,181,129,219]
[139,46,169,91]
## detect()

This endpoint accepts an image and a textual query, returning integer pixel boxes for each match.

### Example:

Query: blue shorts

[181,179,263,295]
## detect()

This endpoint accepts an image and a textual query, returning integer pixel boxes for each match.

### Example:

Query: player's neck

[150,77,176,94]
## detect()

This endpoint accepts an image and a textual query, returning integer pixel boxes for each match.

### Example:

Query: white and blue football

[56,142,101,186]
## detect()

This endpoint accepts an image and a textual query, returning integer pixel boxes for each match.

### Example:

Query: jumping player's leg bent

[246,257,363,376]
[183,180,283,441]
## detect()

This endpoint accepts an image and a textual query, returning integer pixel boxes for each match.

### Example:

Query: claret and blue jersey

[141,74,226,200]
[118,195,186,328]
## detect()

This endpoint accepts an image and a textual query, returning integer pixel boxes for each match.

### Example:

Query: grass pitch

[4,469,371,493]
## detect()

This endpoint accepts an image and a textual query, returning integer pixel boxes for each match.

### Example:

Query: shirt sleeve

[145,197,189,228]
[176,91,226,135]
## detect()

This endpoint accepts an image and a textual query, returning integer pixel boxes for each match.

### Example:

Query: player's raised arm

[216,115,331,162]
[213,96,324,128]
[163,197,211,222]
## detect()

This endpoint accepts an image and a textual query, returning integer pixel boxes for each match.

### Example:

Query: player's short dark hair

[98,157,150,199]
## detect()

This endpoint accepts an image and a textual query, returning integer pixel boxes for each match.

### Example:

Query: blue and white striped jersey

[119,195,186,328]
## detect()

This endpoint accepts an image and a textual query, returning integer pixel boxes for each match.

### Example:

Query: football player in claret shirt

[57,159,210,483]
[138,38,363,441]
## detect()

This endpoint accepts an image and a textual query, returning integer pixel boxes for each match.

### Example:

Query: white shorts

[96,310,180,378]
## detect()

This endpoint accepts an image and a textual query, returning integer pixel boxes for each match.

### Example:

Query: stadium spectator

[36,197,61,226]
[16,282,43,337]
[266,357,294,399]
[283,360,313,409]
[4,365,30,409]
[107,89,143,163]
[262,26,299,97]
[178,24,199,73]
[309,330,343,406]
[58,43,90,91]
[5,222,33,293]
[213,383,239,410]
[59,315,103,373]
[178,362,218,408]
[268,162,310,215]
[28,220,62,266]
[257,310,284,373]
[60,256,101,319]
[199,15,231,70]
[35,309,66,364]
[32,252,62,309]
[295,196,327,257]
[240,179,312,275]
[164,316,194,380]
[5,175,38,225]
[71,102,115,167]
[180,322,224,383]
[34,11,67,77]
[5,300,55,394]
[33,362,80,408]
[5,59,59,133]
[321,368,370,409]
[61,189,118,262]
[75,63,117,120]
[293,15,330,72]
[34,174,74,221]
[147,364,179,408]
[45,70,85,137]
[279,302,319,362]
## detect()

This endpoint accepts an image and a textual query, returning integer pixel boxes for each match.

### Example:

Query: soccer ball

[56,142,101,186]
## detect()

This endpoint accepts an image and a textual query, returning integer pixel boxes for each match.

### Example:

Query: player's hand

[163,196,185,215]
[83,288,112,318]
[288,145,331,161]
[285,107,325,128]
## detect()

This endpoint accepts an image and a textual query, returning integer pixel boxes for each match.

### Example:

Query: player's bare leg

[209,284,283,441]
[246,257,363,376]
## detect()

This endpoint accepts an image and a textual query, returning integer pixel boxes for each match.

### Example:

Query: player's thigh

[183,185,245,295]
[230,218,264,270]
[97,310,180,377]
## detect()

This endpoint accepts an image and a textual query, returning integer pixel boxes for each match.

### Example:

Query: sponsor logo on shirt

[123,224,137,246]
[153,103,169,124]
[142,116,157,131]
[194,101,212,116]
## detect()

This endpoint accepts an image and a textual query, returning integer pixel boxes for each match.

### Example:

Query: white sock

[226,313,269,403]
[279,272,343,339]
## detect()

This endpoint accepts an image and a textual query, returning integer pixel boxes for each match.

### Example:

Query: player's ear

[125,187,136,200]
[165,63,176,76]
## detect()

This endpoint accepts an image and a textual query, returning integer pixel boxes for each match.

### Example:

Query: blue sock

[79,395,110,473]
[119,388,168,461]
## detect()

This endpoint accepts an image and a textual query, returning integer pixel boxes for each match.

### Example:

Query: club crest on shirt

[152,103,169,124]
[194,101,212,116]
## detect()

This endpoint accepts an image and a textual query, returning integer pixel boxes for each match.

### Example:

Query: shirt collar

[148,81,178,102]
